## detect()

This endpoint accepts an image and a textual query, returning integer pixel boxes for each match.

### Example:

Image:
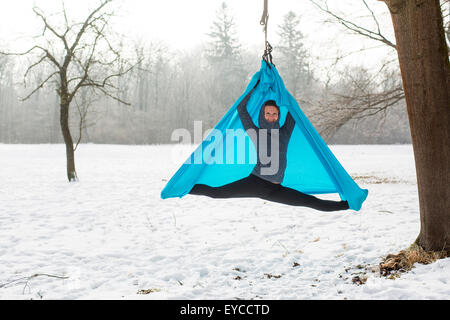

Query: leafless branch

[0,273,69,294]
[310,0,397,49]
[33,6,70,52]
[24,55,48,80]
[69,0,112,54]
[97,86,131,105]
[73,88,97,151]
[20,71,59,101]
[309,65,405,137]
[0,45,62,70]
[62,0,70,32]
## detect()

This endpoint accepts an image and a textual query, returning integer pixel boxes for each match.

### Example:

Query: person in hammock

[189,87,349,212]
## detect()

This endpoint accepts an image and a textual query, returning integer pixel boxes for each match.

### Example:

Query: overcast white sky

[0,0,396,72]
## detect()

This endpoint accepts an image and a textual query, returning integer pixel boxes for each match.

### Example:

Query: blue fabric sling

[161,61,368,211]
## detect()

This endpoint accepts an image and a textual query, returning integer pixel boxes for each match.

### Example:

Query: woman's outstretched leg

[189,174,348,211]
[262,185,349,212]
[189,174,277,199]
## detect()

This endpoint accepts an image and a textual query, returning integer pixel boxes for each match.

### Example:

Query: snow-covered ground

[0,144,448,300]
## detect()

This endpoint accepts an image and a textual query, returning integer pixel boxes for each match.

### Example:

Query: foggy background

[0,0,428,145]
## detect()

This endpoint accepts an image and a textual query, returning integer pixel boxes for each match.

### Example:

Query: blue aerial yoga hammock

[161,60,368,211]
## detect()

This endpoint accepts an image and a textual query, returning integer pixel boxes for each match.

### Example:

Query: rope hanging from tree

[260,0,274,67]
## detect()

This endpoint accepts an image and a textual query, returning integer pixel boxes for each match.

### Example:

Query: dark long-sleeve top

[237,88,296,183]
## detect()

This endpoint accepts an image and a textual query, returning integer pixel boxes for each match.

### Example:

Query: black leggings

[189,174,349,212]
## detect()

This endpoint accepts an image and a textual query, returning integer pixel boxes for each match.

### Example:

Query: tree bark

[380,0,450,252]
[60,99,78,182]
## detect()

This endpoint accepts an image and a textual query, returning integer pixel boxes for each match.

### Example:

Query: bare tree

[311,0,449,253]
[310,64,405,137]
[309,0,405,134]
[377,0,449,253]
[309,1,448,136]
[0,0,136,181]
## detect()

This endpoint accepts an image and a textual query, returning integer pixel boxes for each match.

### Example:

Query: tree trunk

[60,100,78,182]
[381,0,450,252]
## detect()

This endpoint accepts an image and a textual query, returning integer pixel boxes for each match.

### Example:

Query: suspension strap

[260,0,274,67]
[260,0,268,44]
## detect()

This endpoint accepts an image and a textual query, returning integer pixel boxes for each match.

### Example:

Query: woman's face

[264,105,279,123]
